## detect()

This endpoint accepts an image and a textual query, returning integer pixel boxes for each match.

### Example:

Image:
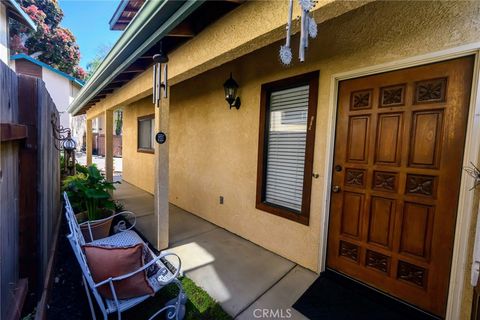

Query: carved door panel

[327,56,474,317]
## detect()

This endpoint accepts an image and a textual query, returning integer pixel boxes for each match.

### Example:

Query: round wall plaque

[155,132,167,144]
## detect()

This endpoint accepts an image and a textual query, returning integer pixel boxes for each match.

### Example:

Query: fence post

[17,75,39,291]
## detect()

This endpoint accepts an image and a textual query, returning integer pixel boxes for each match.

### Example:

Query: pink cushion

[83,243,154,299]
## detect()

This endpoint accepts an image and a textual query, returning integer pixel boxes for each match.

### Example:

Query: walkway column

[155,94,169,250]
[104,110,114,182]
[86,118,92,165]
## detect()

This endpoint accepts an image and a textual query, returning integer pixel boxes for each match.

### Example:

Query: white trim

[318,43,480,320]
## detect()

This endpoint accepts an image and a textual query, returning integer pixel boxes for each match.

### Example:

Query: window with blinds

[265,85,309,212]
[256,71,318,225]
[137,115,155,152]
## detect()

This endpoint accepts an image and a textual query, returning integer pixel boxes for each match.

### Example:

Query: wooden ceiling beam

[111,73,134,83]
[122,60,149,73]
[99,88,114,94]
[167,23,195,37]
[104,82,124,89]
[123,3,140,13]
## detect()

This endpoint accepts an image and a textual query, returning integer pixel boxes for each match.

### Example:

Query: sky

[58,0,122,70]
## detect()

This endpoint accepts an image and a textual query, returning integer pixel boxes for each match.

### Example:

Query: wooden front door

[327,56,474,317]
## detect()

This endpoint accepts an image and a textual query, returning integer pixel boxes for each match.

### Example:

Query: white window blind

[138,118,154,150]
[265,85,309,212]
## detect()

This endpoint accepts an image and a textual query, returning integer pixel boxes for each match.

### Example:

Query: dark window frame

[256,71,319,225]
[137,114,155,154]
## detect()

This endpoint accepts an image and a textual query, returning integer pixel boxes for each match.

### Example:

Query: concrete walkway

[114,181,317,319]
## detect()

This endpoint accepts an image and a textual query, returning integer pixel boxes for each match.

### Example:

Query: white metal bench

[63,192,185,320]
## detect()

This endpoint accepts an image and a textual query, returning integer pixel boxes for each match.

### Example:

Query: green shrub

[62,164,117,220]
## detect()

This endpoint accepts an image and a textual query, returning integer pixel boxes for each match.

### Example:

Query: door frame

[318,42,480,319]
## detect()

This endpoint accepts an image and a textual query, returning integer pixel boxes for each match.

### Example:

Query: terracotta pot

[76,210,114,242]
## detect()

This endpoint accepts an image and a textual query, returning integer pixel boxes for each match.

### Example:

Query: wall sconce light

[63,133,77,152]
[223,73,241,109]
[51,113,77,176]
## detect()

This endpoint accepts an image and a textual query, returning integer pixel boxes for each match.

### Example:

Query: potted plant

[63,164,117,241]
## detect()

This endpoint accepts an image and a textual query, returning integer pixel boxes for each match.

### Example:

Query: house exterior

[68,1,480,319]
[10,53,84,132]
[88,110,123,156]
[0,0,35,64]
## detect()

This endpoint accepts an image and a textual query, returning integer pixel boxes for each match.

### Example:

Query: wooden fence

[1,59,22,320]
[0,60,60,319]
[93,133,122,157]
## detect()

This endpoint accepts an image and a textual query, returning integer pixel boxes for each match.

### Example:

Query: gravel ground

[47,212,91,319]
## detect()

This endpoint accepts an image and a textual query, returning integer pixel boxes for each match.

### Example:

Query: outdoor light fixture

[223,73,241,109]
[51,113,76,176]
[63,133,77,152]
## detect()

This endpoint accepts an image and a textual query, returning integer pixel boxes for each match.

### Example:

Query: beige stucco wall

[122,97,155,194]
[0,4,8,65]
[165,1,480,317]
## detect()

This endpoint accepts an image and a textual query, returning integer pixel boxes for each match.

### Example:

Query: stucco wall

[122,97,155,194]
[0,4,8,65]
[166,2,480,316]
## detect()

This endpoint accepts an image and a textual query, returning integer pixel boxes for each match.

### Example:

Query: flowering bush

[9,0,86,80]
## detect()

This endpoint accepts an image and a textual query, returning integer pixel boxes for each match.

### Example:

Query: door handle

[332,185,341,193]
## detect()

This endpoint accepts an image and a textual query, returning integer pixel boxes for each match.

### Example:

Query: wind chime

[279,0,318,65]
[152,42,169,107]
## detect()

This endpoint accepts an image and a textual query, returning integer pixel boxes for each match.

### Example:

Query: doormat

[293,270,439,320]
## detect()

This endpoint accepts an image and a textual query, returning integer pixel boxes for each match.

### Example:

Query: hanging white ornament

[308,14,317,38]
[279,0,294,65]
[298,0,314,11]
[279,45,293,65]
[304,10,309,48]
[299,10,306,62]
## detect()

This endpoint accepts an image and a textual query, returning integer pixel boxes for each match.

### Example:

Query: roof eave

[109,0,129,30]
[5,0,37,31]
[68,0,204,116]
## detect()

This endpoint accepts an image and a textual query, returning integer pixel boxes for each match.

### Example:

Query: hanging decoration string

[279,0,294,65]
[280,0,318,65]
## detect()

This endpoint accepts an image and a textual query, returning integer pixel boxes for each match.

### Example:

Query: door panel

[327,56,474,317]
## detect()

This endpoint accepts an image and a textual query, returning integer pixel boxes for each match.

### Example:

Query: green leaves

[62,164,117,221]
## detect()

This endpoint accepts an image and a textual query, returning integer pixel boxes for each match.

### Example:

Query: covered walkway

[114,181,316,319]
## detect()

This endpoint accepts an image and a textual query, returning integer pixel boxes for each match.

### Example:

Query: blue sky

[59,0,122,70]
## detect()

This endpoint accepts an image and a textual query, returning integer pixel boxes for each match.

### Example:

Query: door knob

[332,185,341,193]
